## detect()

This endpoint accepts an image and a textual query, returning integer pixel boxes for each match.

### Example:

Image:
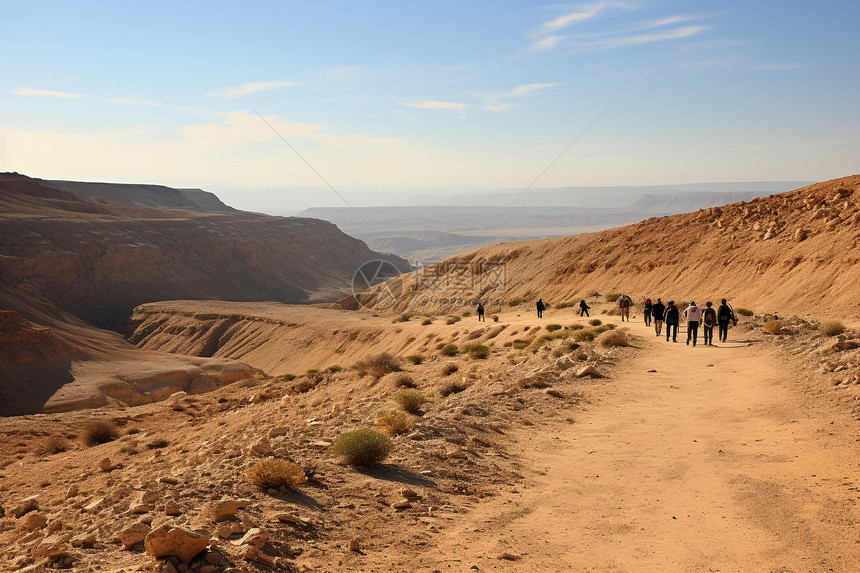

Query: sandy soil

[378,318,860,572]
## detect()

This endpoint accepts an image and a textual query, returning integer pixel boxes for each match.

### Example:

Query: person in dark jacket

[717,298,735,342]
[702,301,717,346]
[643,298,653,327]
[579,299,590,317]
[536,298,545,318]
[477,301,485,322]
[664,301,680,342]
[651,298,666,337]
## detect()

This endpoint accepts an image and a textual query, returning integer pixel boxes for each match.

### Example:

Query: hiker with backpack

[536,298,546,319]
[652,298,665,337]
[618,294,631,322]
[477,301,485,322]
[643,298,653,327]
[717,298,735,342]
[684,301,701,346]
[579,299,590,317]
[702,301,717,346]
[664,301,680,342]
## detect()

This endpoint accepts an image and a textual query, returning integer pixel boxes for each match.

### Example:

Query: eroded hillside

[354,175,860,320]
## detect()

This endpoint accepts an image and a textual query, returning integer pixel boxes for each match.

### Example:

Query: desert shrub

[305,369,319,377]
[441,363,459,376]
[566,323,585,331]
[589,318,602,326]
[462,311,472,317]
[440,344,459,356]
[605,293,620,303]
[421,318,433,326]
[246,459,307,488]
[287,378,317,395]
[375,411,414,436]
[821,320,845,336]
[83,420,119,446]
[511,339,532,350]
[406,354,424,365]
[439,379,468,397]
[605,323,617,330]
[507,298,523,307]
[736,307,754,317]
[554,301,574,309]
[492,315,499,322]
[327,365,343,373]
[463,343,490,359]
[277,373,296,382]
[566,341,581,352]
[596,329,629,348]
[545,324,562,332]
[394,390,429,414]
[147,439,169,449]
[573,329,596,342]
[392,373,417,388]
[446,316,461,325]
[764,320,783,335]
[40,436,68,455]
[394,313,413,323]
[353,352,401,378]
[332,429,392,467]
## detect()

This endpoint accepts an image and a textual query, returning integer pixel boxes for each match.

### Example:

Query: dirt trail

[423,319,860,572]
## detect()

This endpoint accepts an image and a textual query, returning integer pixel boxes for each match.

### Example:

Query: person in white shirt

[684,301,702,346]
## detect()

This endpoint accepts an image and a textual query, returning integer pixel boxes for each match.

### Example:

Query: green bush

[736,307,754,317]
[440,344,459,356]
[821,320,845,336]
[589,318,602,326]
[376,411,414,436]
[463,343,490,359]
[605,293,620,303]
[565,324,585,331]
[392,373,417,388]
[545,324,562,332]
[394,390,429,414]
[326,365,343,373]
[511,339,531,350]
[247,459,307,488]
[332,430,392,467]
[573,329,596,342]
[441,363,459,376]
[406,354,424,365]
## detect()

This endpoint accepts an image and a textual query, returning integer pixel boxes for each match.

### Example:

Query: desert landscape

[1,173,860,571]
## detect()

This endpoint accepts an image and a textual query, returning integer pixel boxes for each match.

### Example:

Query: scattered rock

[144,526,210,563]
[498,552,521,561]
[83,498,105,513]
[66,485,79,498]
[575,365,603,378]
[157,476,180,485]
[348,538,362,552]
[21,512,48,531]
[391,498,411,510]
[202,499,246,522]
[232,527,267,549]
[164,502,182,516]
[98,458,114,472]
[250,440,271,456]
[117,522,151,549]
[12,498,38,518]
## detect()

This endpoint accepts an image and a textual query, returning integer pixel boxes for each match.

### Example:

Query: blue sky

[1,0,858,203]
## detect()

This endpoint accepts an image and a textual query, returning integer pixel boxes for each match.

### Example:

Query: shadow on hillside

[359,464,437,487]
[268,488,324,510]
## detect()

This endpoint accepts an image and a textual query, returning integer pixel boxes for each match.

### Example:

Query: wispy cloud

[578,25,708,51]
[15,87,82,99]
[212,81,301,98]
[404,101,469,116]
[540,3,606,34]
[473,82,559,112]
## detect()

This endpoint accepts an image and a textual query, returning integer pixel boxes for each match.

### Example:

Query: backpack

[620,297,628,309]
[703,307,717,327]
[718,305,732,322]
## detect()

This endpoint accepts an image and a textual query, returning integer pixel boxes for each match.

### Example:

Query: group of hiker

[533,295,737,347]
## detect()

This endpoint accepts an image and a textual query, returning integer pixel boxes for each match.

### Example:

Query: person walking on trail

[579,299,590,317]
[618,294,631,322]
[684,301,701,346]
[643,298,653,327]
[664,300,680,342]
[717,298,735,343]
[476,301,485,322]
[652,298,665,337]
[702,301,717,346]
[536,298,546,319]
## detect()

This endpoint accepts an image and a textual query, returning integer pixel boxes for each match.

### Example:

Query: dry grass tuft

[441,363,459,376]
[375,410,414,436]
[406,354,424,365]
[440,344,459,356]
[821,320,845,336]
[39,436,69,455]
[589,318,602,326]
[764,320,783,335]
[736,307,754,317]
[82,420,119,446]
[596,329,629,348]
[545,323,563,332]
[246,459,307,489]
[463,343,490,359]
[439,379,468,397]
[332,429,392,467]
[391,373,417,388]
[394,390,429,414]
[353,352,402,378]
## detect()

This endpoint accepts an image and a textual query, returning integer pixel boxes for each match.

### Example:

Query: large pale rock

[144,526,210,562]
[233,527,268,549]
[575,364,603,378]
[21,512,48,531]
[117,522,151,549]
[202,499,246,522]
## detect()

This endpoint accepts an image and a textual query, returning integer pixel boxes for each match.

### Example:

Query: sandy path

[422,319,860,572]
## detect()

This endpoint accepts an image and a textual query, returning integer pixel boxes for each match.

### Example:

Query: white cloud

[15,87,82,99]
[540,3,606,34]
[530,35,563,52]
[473,83,560,111]
[578,25,707,51]
[212,81,301,98]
